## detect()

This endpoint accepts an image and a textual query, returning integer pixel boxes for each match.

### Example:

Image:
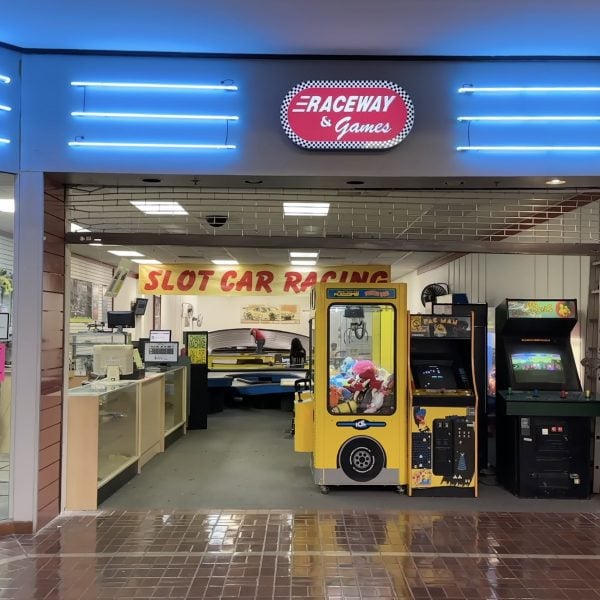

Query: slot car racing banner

[138,264,390,296]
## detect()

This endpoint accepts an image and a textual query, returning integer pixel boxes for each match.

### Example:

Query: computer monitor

[143,341,179,366]
[92,344,134,376]
[106,310,136,329]
[132,298,148,315]
[149,329,171,342]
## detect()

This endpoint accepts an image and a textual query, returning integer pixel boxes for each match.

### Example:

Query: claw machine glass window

[327,303,396,415]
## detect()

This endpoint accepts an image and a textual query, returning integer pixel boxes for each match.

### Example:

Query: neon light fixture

[71,111,239,120]
[71,81,237,91]
[68,141,236,149]
[458,115,600,122]
[457,145,600,151]
[0,75,9,84]
[0,105,11,112]
[459,86,600,93]
[0,138,9,144]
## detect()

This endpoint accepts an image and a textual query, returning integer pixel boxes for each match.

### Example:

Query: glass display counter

[66,381,138,509]
[164,366,187,437]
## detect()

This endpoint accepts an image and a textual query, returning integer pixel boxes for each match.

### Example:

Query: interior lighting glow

[283,202,330,217]
[0,199,14,213]
[70,223,90,232]
[132,259,162,264]
[71,81,238,91]
[69,141,236,149]
[0,75,10,84]
[457,145,600,151]
[130,201,188,215]
[0,139,10,144]
[211,259,239,265]
[458,115,600,122]
[107,250,145,257]
[290,251,319,258]
[71,111,239,120]
[458,86,600,93]
[291,260,317,266]
[0,105,11,112]
[546,179,566,185]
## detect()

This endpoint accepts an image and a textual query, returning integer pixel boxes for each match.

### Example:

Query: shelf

[97,455,139,488]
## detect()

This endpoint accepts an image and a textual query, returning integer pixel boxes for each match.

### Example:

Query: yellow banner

[138,264,390,296]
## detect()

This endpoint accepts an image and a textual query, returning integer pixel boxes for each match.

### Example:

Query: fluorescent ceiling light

[89,243,103,246]
[458,86,600,93]
[291,260,317,266]
[130,201,188,215]
[283,202,330,216]
[211,259,238,265]
[0,75,10,84]
[546,178,566,185]
[0,105,11,112]
[70,222,90,232]
[70,81,238,91]
[290,252,319,258]
[132,259,162,265]
[0,139,10,144]
[71,111,239,121]
[107,250,145,257]
[0,199,14,213]
[69,141,236,149]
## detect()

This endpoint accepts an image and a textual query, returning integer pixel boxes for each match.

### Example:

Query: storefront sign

[138,264,390,296]
[281,80,414,150]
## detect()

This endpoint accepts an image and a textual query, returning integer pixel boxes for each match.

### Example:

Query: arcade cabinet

[408,314,478,496]
[495,299,600,498]
[294,283,408,493]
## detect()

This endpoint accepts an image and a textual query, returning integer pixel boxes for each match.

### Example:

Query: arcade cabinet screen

[413,364,458,390]
[510,352,565,385]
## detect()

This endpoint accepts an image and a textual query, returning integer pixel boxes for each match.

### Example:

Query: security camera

[206,214,228,227]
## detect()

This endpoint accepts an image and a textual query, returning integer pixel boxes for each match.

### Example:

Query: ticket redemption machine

[495,299,600,498]
[408,314,478,496]
[294,283,408,493]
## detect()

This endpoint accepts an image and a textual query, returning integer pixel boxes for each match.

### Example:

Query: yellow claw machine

[294,283,409,493]
[408,314,478,496]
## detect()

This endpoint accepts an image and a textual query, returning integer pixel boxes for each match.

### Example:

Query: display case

[164,366,187,440]
[66,381,138,509]
[69,331,129,375]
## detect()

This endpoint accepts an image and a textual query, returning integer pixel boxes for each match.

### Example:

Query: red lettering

[350,271,369,283]
[255,270,273,293]
[369,271,389,283]
[161,270,175,291]
[197,270,215,291]
[236,271,253,292]
[143,270,161,291]
[320,271,337,283]
[220,270,237,292]
[339,271,348,283]
[284,272,302,293]
[300,271,318,292]
[177,270,196,292]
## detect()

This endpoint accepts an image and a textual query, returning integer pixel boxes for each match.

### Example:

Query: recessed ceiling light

[132,259,162,264]
[89,243,103,246]
[283,202,330,217]
[346,180,364,185]
[546,178,566,185]
[212,259,238,265]
[130,200,188,215]
[244,179,263,184]
[0,198,14,213]
[107,250,145,257]
[290,251,319,258]
[291,260,317,266]
[70,222,90,232]
[141,178,162,183]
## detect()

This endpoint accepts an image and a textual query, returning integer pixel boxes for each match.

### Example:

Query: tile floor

[1,509,600,598]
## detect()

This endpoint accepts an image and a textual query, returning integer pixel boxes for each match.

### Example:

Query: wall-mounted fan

[420,283,449,307]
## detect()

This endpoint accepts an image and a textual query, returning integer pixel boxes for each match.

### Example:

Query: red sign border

[280,79,415,150]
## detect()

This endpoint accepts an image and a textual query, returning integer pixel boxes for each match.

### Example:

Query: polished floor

[1,509,600,599]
